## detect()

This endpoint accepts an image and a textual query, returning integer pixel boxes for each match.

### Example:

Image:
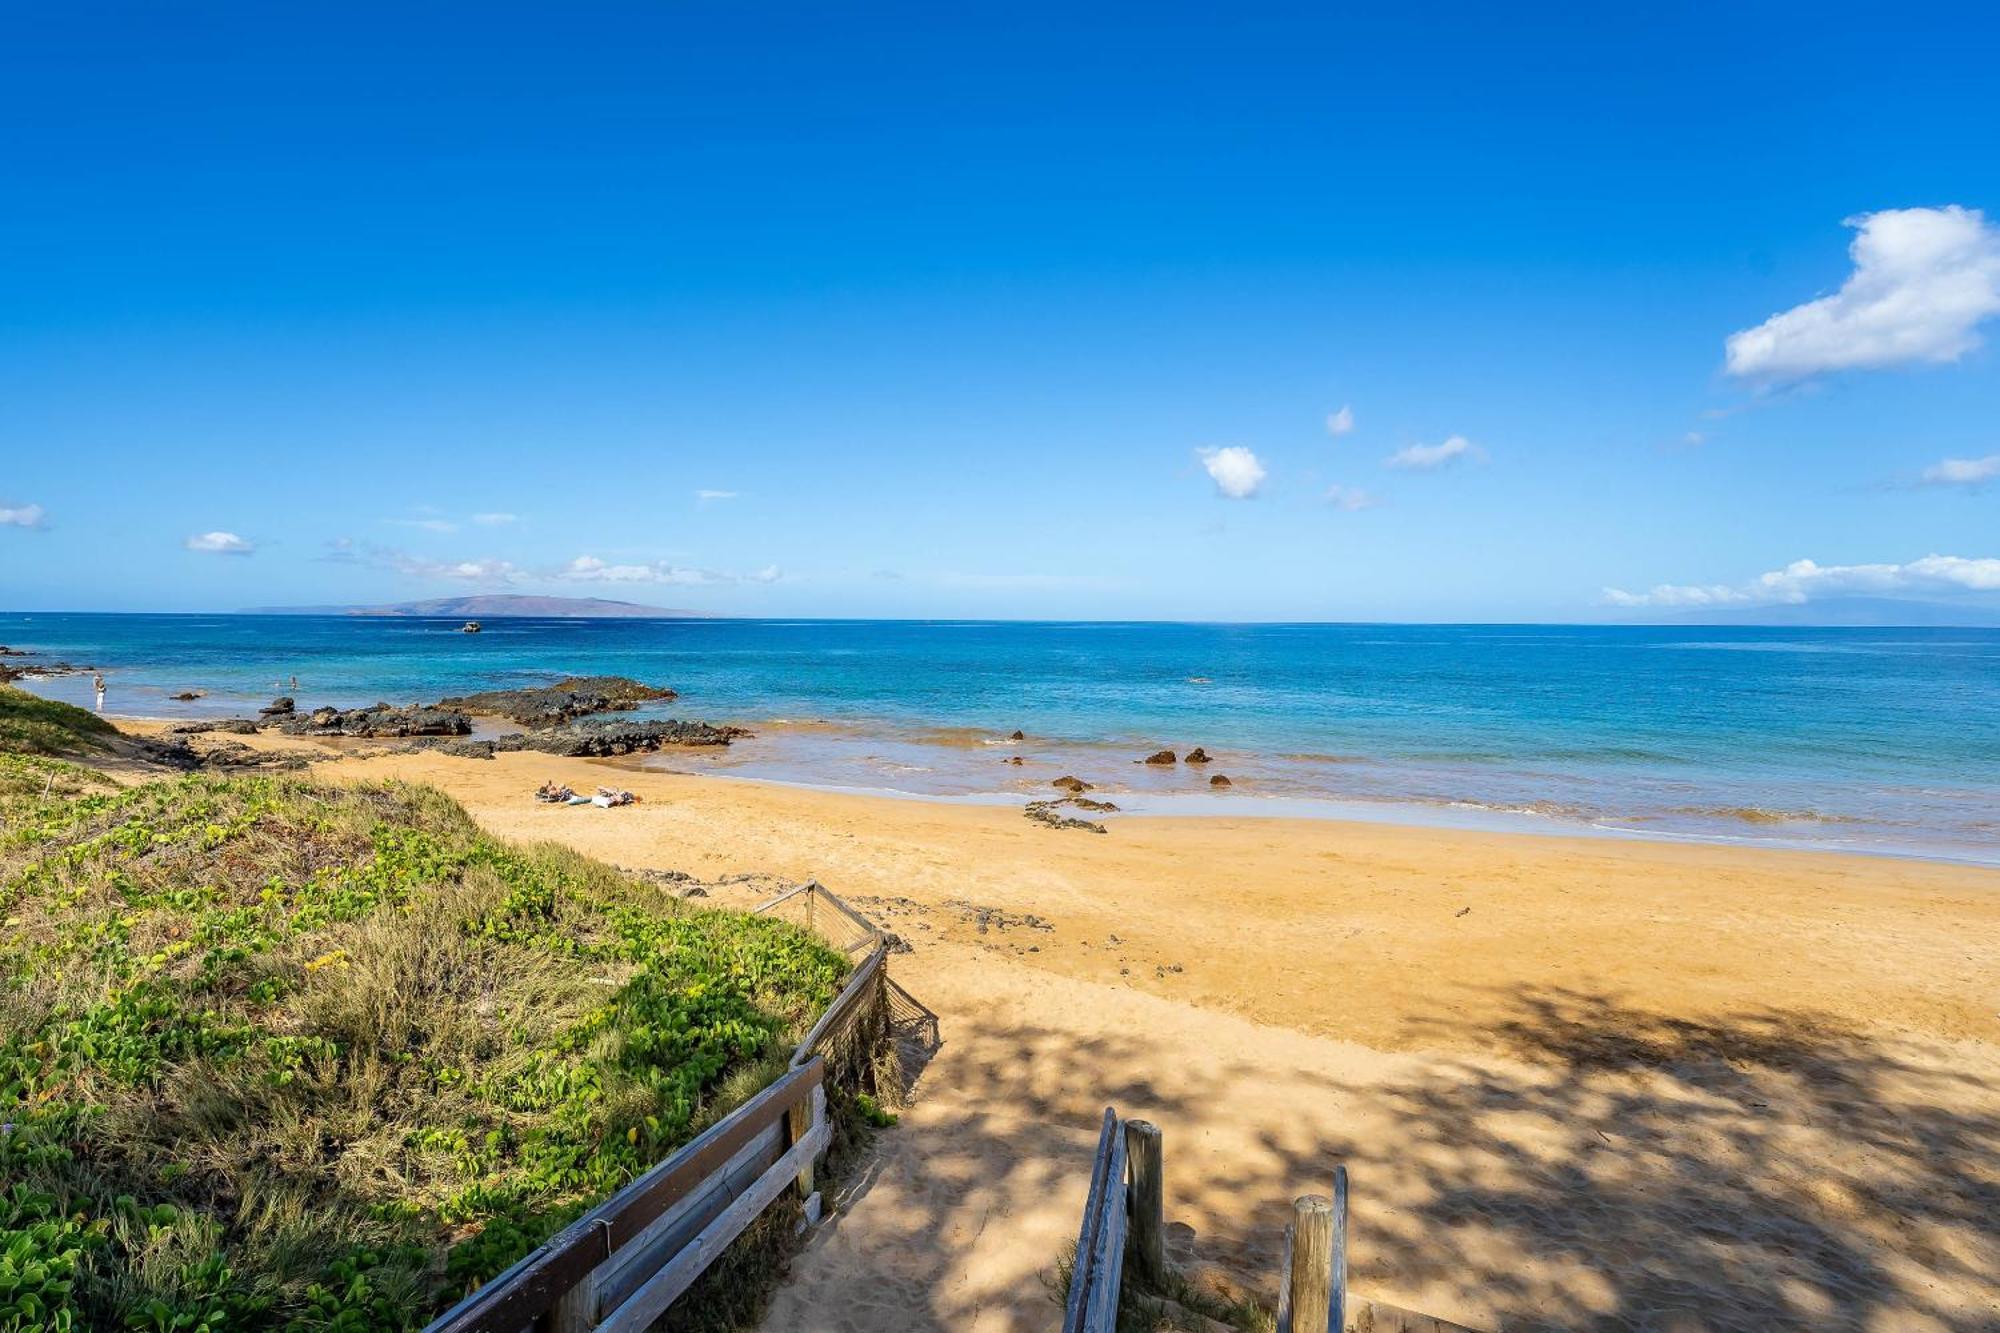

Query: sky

[2,2,1998,622]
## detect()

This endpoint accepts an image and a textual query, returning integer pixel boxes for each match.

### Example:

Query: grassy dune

[0,684,117,756]
[0,758,848,1331]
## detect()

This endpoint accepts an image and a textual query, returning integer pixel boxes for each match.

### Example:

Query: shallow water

[6,613,1998,863]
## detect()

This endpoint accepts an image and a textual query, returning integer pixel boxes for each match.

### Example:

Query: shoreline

[97,704,2000,868]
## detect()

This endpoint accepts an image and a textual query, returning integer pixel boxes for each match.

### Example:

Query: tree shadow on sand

[1331,987,2000,1330]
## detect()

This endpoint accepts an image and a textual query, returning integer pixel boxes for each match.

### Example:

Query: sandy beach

[128,723,2000,1330]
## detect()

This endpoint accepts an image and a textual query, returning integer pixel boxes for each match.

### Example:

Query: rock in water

[1142,749,1177,765]
[1184,747,1210,763]
[434,675,676,728]
[1209,774,1232,787]
[1052,775,1092,793]
[259,696,296,716]
[1009,729,1026,740]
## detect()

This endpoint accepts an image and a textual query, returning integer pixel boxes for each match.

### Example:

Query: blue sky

[3,2,1997,620]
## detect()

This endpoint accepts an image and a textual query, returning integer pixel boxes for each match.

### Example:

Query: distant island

[244,595,720,620]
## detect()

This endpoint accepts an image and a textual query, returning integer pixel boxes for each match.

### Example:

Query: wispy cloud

[1324,485,1381,512]
[1197,446,1266,499]
[1,503,46,529]
[1919,454,2000,490]
[386,517,458,533]
[1725,206,2000,380]
[558,556,779,586]
[1385,435,1484,471]
[185,531,255,555]
[471,512,518,526]
[1325,405,1355,437]
[695,489,739,503]
[1603,554,2000,608]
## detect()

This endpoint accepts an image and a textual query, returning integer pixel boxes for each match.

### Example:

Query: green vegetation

[0,684,117,756]
[0,757,849,1330]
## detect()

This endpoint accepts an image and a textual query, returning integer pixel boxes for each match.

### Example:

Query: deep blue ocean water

[6,613,1998,863]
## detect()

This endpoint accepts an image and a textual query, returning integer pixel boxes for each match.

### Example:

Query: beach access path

[134,725,2000,1331]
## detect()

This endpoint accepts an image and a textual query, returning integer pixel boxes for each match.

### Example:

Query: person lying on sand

[591,786,641,808]
[535,780,576,804]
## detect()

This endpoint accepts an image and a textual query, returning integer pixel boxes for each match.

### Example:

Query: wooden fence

[422,882,886,1333]
[1065,1108,1473,1333]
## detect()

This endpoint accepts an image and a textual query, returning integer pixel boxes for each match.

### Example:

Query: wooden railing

[422,882,887,1333]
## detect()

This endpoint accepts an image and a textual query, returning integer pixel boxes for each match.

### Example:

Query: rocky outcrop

[259,697,296,716]
[1209,774,1232,787]
[434,676,676,728]
[1142,749,1177,765]
[277,704,472,738]
[495,718,747,758]
[169,691,206,701]
[166,719,261,735]
[1024,799,1107,833]
[1184,747,1211,764]
[1008,729,1025,741]
[1052,775,1092,793]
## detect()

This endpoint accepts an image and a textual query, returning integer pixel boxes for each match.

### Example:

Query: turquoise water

[6,613,1999,863]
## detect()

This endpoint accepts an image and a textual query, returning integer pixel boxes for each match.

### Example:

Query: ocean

[6,613,1998,864]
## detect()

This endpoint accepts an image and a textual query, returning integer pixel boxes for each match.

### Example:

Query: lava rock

[500,717,747,757]
[278,704,471,738]
[1209,774,1232,787]
[166,719,260,735]
[1009,729,1026,740]
[1142,749,1177,765]
[434,675,677,728]
[1052,775,1092,793]
[1024,799,1107,833]
[1184,747,1211,764]
[259,696,296,716]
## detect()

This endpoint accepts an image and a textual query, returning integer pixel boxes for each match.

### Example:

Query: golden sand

[136,726,2000,1330]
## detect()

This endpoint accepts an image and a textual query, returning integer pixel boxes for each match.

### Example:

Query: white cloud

[1725,206,2000,380]
[185,531,254,555]
[1682,431,1706,447]
[1197,446,1266,499]
[1326,405,1355,437]
[1,503,46,529]
[1324,485,1381,512]
[387,517,458,533]
[559,556,779,586]
[1920,454,2000,489]
[472,512,517,525]
[1603,554,2000,607]
[1385,434,1484,471]
[695,489,739,503]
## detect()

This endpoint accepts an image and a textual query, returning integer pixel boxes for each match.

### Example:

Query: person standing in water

[93,672,106,710]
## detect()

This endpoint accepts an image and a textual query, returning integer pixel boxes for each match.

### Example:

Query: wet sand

[127,724,2000,1330]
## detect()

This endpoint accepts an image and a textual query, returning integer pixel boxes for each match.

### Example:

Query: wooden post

[1124,1119,1165,1287]
[546,1267,597,1333]
[786,1084,817,1201]
[1286,1194,1334,1333]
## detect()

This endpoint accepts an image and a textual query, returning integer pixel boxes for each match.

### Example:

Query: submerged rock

[1142,749,1177,765]
[1209,774,1232,787]
[1052,775,1092,793]
[1184,747,1211,764]
[434,675,676,728]
[1009,729,1026,741]
[1024,799,1107,834]
[169,690,206,701]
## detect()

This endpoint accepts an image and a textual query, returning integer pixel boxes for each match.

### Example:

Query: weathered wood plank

[592,1122,830,1333]
[1080,1127,1129,1333]
[1061,1109,1120,1333]
[424,1059,821,1333]
[1330,1166,1349,1333]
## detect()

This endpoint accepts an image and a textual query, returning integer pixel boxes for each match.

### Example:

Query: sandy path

[144,733,2000,1329]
